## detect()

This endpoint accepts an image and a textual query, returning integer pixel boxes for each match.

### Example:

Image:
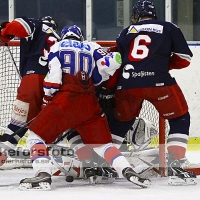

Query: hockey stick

[0,116,75,143]
[0,41,21,80]
[4,42,21,80]
[49,129,77,182]
[50,129,75,148]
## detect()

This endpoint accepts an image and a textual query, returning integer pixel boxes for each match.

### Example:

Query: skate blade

[95,175,102,184]
[95,176,115,184]
[168,176,197,186]
[88,176,95,185]
[101,177,115,184]
[18,182,51,191]
[129,176,151,188]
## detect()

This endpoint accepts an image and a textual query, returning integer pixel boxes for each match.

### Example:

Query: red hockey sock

[167,146,186,159]
[30,143,49,162]
[104,146,122,165]
[75,146,93,161]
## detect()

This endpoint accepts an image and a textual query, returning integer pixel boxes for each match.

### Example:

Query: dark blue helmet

[60,25,84,41]
[39,16,58,32]
[131,0,157,24]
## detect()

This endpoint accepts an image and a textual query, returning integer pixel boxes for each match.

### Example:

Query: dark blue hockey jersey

[18,17,60,77]
[116,19,193,89]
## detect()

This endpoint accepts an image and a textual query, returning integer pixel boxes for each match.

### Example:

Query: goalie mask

[131,0,157,24]
[61,25,84,41]
[39,16,58,32]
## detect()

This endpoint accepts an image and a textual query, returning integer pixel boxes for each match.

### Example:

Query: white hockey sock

[32,157,53,176]
[111,155,132,178]
[26,130,52,176]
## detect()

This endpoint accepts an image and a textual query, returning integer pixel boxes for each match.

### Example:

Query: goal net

[0,40,199,175]
[0,41,20,127]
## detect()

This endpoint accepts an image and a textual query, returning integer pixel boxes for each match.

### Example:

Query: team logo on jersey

[39,56,48,66]
[132,71,155,78]
[115,52,122,64]
[100,56,111,67]
[122,64,134,79]
[127,24,163,35]
[26,70,35,74]
[46,28,53,33]
[127,26,138,34]
[122,64,155,79]
[100,52,121,67]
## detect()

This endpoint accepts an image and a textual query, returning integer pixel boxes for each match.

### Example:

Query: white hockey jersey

[44,39,121,97]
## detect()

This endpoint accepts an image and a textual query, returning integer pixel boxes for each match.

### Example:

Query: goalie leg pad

[126,118,158,151]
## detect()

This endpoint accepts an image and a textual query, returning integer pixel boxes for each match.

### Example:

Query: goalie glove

[98,87,115,114]
[42,95,53,109]
[1,18,31,42]
[0,22,14,43]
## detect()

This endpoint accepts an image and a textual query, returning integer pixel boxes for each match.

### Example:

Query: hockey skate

[82,159,96,185]
[18,172,52,190]
[168,159,197,186]
[101,164,118,178]
[95,162,118,184]
[122,167,151,188]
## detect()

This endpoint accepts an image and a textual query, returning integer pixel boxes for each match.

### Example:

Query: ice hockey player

[104,0,197,186]
[18,25,151,190]
[0,16,60,166]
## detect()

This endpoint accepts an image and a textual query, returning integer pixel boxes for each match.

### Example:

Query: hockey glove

[0,22,14,43]
[42,95,53,109]
[98,87,115,114]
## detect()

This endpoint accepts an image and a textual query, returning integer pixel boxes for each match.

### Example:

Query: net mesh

[0,42,20,127]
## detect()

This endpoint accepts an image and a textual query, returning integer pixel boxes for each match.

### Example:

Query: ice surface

[0,150,199,200]
[0,165,200,200]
